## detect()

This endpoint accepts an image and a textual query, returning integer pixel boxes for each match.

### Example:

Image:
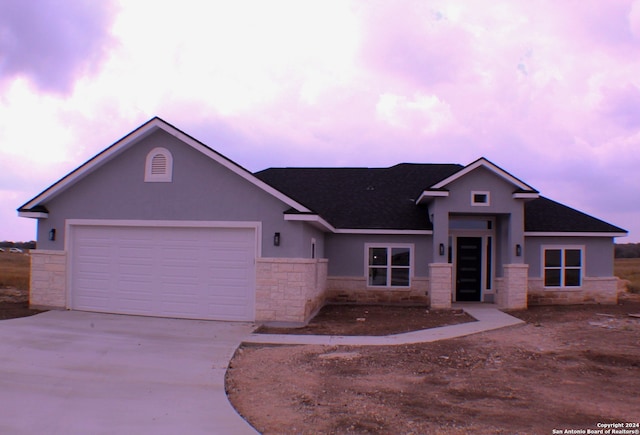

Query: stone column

[499,264,528,310]
[255,258,328,324]
[30,250,67,309]
[429,263,452,309]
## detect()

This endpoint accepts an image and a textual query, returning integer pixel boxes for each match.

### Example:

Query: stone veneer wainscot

[255,258,328,324]
[29,250,67,310]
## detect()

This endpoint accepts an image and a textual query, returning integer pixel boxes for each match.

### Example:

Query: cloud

[600,84,640,129]
[358,2,472,87]
[0,0,117,93]
[376,92,453,134]
[631,0,640,38]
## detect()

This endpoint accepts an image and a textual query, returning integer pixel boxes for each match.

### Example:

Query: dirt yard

[256,304,476,336]
[0,288,43,320]
[227,298,640,435]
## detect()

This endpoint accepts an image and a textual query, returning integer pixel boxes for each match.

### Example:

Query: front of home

[19,118,627,323]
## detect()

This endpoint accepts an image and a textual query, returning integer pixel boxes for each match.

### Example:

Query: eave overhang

[335,228,433,235]
[513,192,540,199]
[525,231,628,238]
[18,211,49,219]
[284,213,335,232]
[415,190,449,204]
[283,213,432,234]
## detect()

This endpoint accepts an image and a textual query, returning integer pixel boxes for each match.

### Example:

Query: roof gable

[431,157,538,192]
[19,117,311,214]
[415,157,540,204]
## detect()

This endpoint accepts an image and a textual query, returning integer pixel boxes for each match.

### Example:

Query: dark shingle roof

[525,197,626,233]
[256,164,626,234]
[255,163,462,229]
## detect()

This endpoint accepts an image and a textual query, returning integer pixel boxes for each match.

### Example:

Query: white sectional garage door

[70,225,256,321]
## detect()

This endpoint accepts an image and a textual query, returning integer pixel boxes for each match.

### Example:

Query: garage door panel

[71,225,256,321]
[203,303,249,320]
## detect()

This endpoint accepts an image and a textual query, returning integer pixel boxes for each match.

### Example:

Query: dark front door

[456,237,482,301]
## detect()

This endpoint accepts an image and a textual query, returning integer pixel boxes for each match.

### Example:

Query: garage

[69,224,256,321]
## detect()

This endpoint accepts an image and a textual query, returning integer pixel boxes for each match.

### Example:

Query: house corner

[29,250,67,310]
[497,264,528,310]
[255,258,328,324]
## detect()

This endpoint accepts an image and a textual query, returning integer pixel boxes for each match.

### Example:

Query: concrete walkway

[245,304,524,346]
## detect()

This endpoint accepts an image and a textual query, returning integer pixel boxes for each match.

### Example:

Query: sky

[1,0,639,242]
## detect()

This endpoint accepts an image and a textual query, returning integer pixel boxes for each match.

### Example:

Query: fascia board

[334,229,433,235]
[415,190,449,204]
[284,214,335,232]
[18,211,49,219]
[525,231,628,238]
[513,192,540,199]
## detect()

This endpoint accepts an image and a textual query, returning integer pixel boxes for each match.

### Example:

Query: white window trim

[145,147,173,182]
[541,245,585,289]
[364,243,414,288]
[471,190,490,206]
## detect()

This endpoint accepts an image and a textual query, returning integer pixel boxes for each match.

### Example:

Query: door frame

[449,217,495,303]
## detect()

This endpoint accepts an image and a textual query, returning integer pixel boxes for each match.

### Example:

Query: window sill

[366,286,412,290]
[543,286,583,291]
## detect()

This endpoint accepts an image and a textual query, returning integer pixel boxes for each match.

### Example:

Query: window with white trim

[367,244,412,287]
[543,246,583,287]
[471,191,490,206]
[145,147,173,182]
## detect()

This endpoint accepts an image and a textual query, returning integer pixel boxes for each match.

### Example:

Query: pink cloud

[0,0,117,94]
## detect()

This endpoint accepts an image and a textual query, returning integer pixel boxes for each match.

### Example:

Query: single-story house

[18,117,628,323]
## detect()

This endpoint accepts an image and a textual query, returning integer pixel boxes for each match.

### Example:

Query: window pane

[391,268,410,286]
[565,250,581,267]
[391,248,410,266]
[486,237,492,290]
[545,269,561,286]
[369,248,387,266]
[473,193,488,204]
[545,250,561,267]
[565,269,581,286]
[368,267,387,286]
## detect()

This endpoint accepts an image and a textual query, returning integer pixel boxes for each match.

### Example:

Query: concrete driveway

[0,310,257,435]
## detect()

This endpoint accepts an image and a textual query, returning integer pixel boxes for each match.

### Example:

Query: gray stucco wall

[325,233,433,277]
[35,129,314,258]
[440,167,525,214]
[524,236,615,278]
[429,166,527,268]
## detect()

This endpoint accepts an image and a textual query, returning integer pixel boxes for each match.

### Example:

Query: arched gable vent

[145,147,173,182]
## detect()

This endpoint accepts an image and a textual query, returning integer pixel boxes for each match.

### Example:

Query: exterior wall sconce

[516,244,522,257]
[274,232,281,246]
[49,228,56,241]
[439,243,445,256]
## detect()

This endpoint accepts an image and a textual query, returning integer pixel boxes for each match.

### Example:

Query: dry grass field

[615,257,640,293]
[0,251,29,290]
[0,251,38,319]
